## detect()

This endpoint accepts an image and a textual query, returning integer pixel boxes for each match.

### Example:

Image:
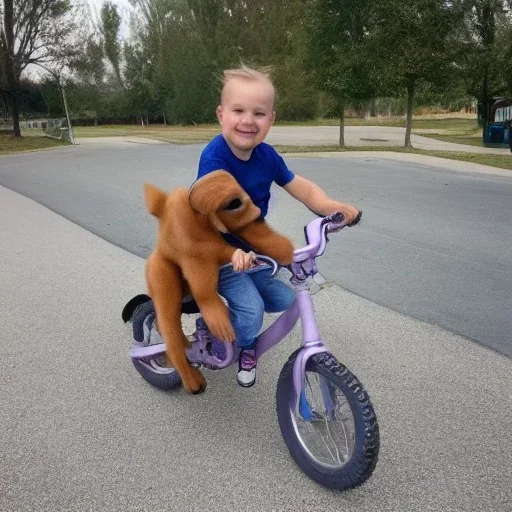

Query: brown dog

[144,170,294,394]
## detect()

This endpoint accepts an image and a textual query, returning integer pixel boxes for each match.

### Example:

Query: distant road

[266,125,510,154]
[0,139,511,355]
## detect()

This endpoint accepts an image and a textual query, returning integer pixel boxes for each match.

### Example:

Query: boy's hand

[336,204,360,225]
[231,249,256,272]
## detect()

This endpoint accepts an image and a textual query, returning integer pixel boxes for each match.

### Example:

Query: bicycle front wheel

[276,349,379,491]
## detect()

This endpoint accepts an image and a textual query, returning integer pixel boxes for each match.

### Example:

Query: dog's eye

[224,198,242,211]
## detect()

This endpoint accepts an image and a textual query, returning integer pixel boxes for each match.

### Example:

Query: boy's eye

[224,198,243,211]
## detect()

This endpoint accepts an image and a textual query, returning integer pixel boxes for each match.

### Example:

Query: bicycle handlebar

[294,211,359,262]
[227,211,362,277]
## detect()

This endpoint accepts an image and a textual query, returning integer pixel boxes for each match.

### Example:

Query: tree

[307,0,380,146]
[457,1,512,130]
[63,35,106,120]
[126,0,316,124]
[101,1,125,89]
[371,0,463,146]
[0,0,78,136]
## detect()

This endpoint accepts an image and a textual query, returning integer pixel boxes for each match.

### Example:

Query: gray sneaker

[237,349,257,387]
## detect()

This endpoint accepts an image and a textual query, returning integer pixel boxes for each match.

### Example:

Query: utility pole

[60,84,75,144]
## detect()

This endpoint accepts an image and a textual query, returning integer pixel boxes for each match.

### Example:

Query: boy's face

[217,77,276,160]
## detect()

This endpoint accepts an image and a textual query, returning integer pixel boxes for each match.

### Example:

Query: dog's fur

[144,170,294,394]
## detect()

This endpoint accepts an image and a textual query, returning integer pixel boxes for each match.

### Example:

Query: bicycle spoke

[294,371,355,468]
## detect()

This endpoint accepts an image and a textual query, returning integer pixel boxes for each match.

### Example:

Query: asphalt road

[0,139,510,356]
[1,164,511,512]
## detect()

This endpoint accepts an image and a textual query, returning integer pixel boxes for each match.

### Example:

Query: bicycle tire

[276,349,379,490]
[131,355,183,391]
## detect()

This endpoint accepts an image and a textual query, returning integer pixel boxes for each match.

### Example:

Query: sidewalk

[74,125,511,156]
[266,126,511,154]
[1,184,510,512]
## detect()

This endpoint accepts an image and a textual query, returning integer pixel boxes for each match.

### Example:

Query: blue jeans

[217,266,296,349]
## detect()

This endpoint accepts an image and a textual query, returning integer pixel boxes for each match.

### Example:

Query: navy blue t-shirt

[196,135,295,250]
[197,135,295,218]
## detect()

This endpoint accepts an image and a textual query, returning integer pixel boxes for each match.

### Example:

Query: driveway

[1,184,510,512]
[265,125,510,154]
[74,125,510,155]
[1,131,511,511]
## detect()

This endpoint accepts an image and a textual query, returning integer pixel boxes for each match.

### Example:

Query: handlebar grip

[254,255,279,277]
[347,210,363,227]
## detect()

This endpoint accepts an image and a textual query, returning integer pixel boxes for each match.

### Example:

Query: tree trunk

[481,66,489,140]
[2,0,21,137]
[404,81,415,148]
[338,105,345,147]
[7,91,21,137]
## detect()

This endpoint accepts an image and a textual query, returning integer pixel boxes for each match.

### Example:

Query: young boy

[197,66,360,387]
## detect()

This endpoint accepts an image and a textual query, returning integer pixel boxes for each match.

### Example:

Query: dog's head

[188,170,261,232]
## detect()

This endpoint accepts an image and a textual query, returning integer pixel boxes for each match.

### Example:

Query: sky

[25,1,134,79]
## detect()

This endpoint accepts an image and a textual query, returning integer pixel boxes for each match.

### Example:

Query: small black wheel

[132,354,183,391]
[276,349,379,490]
[122,294,151,323]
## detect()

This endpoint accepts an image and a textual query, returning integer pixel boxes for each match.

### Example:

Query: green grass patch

[419,133,508,149]
[275,145,512,171]
[0,131,70,154]
[73,124,220,143]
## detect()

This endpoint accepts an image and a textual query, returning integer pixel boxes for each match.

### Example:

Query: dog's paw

[203,314,235,343]
[182,366,207,394]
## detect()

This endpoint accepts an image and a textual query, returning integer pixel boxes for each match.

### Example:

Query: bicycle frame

[255,289,329,401]
[130,212,347,402]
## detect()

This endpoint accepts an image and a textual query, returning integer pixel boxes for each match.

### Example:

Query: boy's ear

[144,183,167,218]
[216,105,223,123]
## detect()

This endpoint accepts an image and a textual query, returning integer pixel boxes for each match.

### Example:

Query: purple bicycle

[123,212,379,491]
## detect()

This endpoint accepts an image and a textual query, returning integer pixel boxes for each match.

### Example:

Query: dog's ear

[189,170,260,233]
[144,183,167,218]
[189,171,236,214]
[189,171,238,232]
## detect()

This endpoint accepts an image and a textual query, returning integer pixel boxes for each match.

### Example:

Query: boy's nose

[240,112,254,125]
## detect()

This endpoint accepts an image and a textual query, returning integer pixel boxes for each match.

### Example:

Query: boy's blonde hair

[220,64,276,105]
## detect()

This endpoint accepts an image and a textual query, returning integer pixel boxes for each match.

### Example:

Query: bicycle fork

[292,290,336,421]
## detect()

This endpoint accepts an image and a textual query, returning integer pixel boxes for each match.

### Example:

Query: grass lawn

[418,134,509,151]
[73,124,220,142]
[0,131,70,154]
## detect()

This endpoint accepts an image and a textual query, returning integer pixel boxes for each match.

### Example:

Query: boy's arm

[283,175,360,223]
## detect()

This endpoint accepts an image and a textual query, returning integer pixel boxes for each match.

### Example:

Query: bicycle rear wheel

[132,354,182,391]
[276,349,379,490]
